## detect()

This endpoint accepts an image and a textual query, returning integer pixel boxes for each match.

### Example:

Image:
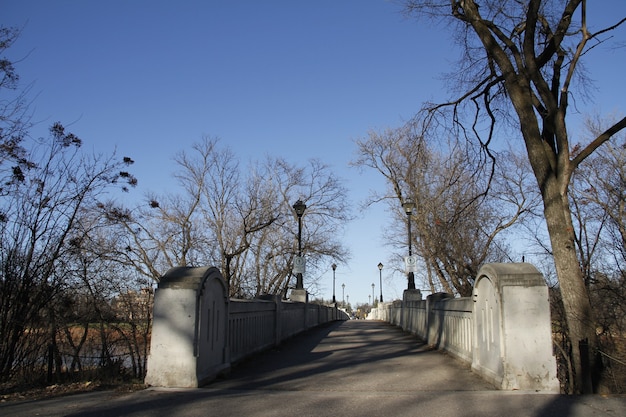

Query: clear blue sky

[3,0,625,305]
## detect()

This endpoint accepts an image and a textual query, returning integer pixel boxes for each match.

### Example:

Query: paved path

[1,320,625,416]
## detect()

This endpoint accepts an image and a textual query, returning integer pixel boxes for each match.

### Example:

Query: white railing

[229,297,345,364]
[370,294,472,363]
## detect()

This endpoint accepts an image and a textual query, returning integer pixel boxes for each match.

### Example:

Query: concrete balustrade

[429,296,473,363]
[145,267,347,388]
[369,263,560,392]
[228,299,277,363]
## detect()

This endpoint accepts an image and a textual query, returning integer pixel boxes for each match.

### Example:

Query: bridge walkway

[1,320,624,417]
[210,319,493,393]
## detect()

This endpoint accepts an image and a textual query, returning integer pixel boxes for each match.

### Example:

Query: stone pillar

[145,266,229,388]
[258,294,283,347]
[472,263,559,392]
[401,289,421,330]
[426,292,454,347]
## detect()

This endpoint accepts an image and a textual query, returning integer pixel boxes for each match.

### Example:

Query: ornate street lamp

[293,199,307,289]
[371,283,375,306]
[378,262,384,302]
[331,263,337,304]
[342,283,345,307]
[402,198,416,289]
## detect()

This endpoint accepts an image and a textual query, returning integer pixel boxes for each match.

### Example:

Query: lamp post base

[289,289,308,303]
[403,288,422,302]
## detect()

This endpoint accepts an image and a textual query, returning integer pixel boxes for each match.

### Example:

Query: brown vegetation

[0,324,149,402]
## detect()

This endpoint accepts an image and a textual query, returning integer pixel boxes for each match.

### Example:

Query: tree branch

[571,117,626,168]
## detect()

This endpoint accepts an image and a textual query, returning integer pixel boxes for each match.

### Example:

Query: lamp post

[371,283,375,306]
[402,197,416,290]
[293,199,306,289]
[331,263,337,304]
[377,262,384,302]
[342,283,345,307]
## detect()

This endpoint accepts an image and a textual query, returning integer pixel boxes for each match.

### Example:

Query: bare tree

[401,0,625,393]
[0,26,34,197]
[271,157,351,298]
[63,209,154,380]
[353,125,530,296]
[0,123,135,381]
[577,120,626,268]
[566,123,626,392]
[108,137,350,298]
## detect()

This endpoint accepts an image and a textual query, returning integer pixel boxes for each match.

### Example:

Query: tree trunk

[498,47,599,392]
[541,171,598,393]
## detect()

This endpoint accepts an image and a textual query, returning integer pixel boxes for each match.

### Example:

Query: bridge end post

[472,263,560,392]
[145,267,229,388]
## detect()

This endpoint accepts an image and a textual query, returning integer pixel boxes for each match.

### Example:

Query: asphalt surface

[1,320,625,417]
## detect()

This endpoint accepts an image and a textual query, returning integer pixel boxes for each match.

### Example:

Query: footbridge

[2,263,625,416]
[145,263,560,392]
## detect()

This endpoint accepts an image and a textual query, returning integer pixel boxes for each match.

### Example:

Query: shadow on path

[208,319,494,392]
[2,320,624,417]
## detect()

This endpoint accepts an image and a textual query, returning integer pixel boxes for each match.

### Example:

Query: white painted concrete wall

[473,263,559,391]
[144,287,199,388]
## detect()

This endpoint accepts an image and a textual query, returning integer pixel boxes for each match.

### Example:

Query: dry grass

[0,380,146,403]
